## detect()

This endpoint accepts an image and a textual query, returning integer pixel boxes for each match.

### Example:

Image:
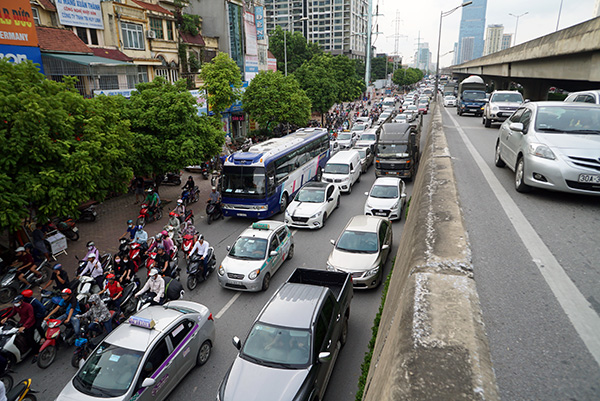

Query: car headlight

[310,211,322,219]
[391,201,399,209]
[528,142,556,160]
[366,203,372,209]
[218,265,225,276]
[248,269,261,280]
[492,106,499,112]
[326,263,335,271]
[365,266,380,277]
[285,209,291,217]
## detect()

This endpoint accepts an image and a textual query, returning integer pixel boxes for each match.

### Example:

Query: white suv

[483,91,523,128]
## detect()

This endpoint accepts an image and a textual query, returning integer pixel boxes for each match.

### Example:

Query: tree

[392,67,424,87]
[331,56,365,101]
[123,77,224,178]
[370,56,393,80]
[0,60,134,230]
[243,70,311,130]
[199,52,242,117]
[268,26,322,74]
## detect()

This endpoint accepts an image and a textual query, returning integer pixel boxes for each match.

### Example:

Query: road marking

[292,229,298,236]
[446,111,600,368]
[215,292,241,320]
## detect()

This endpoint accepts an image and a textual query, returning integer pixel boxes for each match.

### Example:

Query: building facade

[264,0,368,60]
[456,0,487,64]
[501,33,513,50]
[483,24,503,55]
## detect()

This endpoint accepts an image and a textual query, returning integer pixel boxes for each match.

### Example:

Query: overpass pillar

[521,80,552,101]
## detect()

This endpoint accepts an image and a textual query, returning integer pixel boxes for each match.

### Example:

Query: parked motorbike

[77,201,98,222]
[205,201,223,225]
[186,248,216,290]
[0,262,51,304]
[137,203,163,226]
[5,378,37,401]
[162,172,182,186]
[210,170,220,187]
[201,164,210,180]
[49,218,79,241]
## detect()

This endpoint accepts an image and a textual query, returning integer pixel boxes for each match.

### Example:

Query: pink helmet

[161,230,168,237]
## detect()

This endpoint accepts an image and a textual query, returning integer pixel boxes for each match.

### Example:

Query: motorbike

[37,318,70,369]
[0,360,12,392]
[135,276,184,312]
[164,247,180,280]
[71,324,107,369]
[116,280,139,317]
[180,186,199,206]
[205,201,223,225]
[164,225,181,246]
[162,172,182,186]
[75,276,101,306]
[0,322,43,367]
[181,233,195,258]
[77,201,98,222]
[0,262,51,304]
[5,378,37,401]
[49,218,80,241]
[137,203,163,226]
[186,247,216,290]
[210,170,220,187]
[201,163,210,180]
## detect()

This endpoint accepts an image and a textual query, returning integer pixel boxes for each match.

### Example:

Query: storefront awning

[43,53,133,66]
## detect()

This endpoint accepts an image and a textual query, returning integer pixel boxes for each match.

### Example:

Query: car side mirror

[226,245,231,251]
[142,378,156,388]
[401,193,407,199]
[509,122,524,132]
[232,336,241,350]
[269,251,278,257]
[330,239,335,246]
[365,192,369,196]
[350,169,355,174]
[382,244,390,250]
[318,352,332,363]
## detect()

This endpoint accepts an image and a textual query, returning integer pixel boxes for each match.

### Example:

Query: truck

[457,75,487,116]
[374,122,420,181]
[218,268,353,401]
[443,82,457,97]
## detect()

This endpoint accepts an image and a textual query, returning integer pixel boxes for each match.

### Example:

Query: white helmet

[177,199,183,205]
[149,268,158,277]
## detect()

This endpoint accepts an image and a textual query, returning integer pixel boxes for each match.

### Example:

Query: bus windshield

[222,166,266,197]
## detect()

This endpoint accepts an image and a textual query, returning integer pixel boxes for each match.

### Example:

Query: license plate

[72,227,79,232]
[375,212,386,216]
[578,174,600,183]
[237,213,247,217]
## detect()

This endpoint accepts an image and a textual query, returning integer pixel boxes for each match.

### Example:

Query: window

[508,108,524,123]
[137,339,169,387]
[99,75,119,90]
[575,95,596,104]
[32,7,40,25]
[520,109,532,132]
[169,320,194,348]
[166,20,174,40]
[138,66,148,83]
[76,27,88,44]
[150,18,164,39]
[89,29,98,45]
[276,228,287,244]
[326,185,334,199]
[121,22,144,50]
[378,221,389,249]
[269,237,279,254]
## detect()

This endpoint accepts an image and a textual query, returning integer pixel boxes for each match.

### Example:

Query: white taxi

[217,221,294,292]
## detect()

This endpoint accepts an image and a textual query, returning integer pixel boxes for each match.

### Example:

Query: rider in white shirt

[190,235,210,279]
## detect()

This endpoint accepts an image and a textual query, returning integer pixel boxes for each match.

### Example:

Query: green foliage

[188,52,201,72]
[332,56,366,101]
[392,67,425,87]
[370,56,394,80]
[268,26,322,74]
[199,52,242,117]
[355,260,395,401]
[178,43,188,72]
[180,14,201,36]
[123,77,224,177]
[0,60,133,230]
[243,70,311,130]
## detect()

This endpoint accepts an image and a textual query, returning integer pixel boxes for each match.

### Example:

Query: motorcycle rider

[154,246,171,276]
[45,288,81,341]
[113,256,134,284]
[147,232,174,257]
[135,268,165,305]
[11,246,42,286]
[143,188,160,217]
[207,186,223,219]
[78,253,105,289]
[21,289,45,339]
[182,176,196,199]
[189,234,211,280]
[133,225,148,250]
[99,274,123,316]
[174,199,186,223]
[165,211,181,243]
[2,296,40,363]
[76,294,112,335]
[41,263,70,291]
[119,219,138,241]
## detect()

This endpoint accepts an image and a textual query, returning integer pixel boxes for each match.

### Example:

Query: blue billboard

[255,6,265,40]
[0,44,44,73]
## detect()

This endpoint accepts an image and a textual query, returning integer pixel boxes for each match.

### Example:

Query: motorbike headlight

[310,211,322,219]
[218,265,225,276]
[365,266,380,277]
[528,143,556,160]
[248,269,261,280]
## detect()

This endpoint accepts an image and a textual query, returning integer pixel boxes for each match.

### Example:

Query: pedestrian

[31,223,50,260]
[134,176,145,204]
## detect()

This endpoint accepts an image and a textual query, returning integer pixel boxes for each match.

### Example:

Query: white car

[355,128,378,150]
[218,221,294,291]
[393,114,408,123]
[285,181,341,229]
[443,95,457,107]
[364,177,407,221]
[336,131,357,149]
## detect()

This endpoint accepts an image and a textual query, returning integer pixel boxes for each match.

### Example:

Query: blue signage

[0,44,44,74]
[255,6,264,40]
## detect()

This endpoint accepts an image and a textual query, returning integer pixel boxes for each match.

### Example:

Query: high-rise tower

[456,0,487,64]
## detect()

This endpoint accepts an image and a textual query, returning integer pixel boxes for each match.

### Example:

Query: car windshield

[370,185,398,199]
[324,163,349,174]
[376,143,408,157]
[222,166,266,197]
[445,96,455,100]
[360,134,376,141]
[352,124,365,132]
[241,323,311,368]
[357,149,367,158]
[337,133,352,140]
[336,230,378,253]
[535,106,600,134]
[229,237,268,260]
[295,188,325,203]
[73,343,143,398]
[491,93,523,103]
[463,91,487,101]
[407,105,417,110]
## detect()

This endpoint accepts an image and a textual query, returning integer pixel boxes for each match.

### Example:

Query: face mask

[115,258,121,263]
[14,303,21,308]
[88,246,93,250]
[129,225,133,228]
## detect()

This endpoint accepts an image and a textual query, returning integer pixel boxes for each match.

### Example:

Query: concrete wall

[362,101,499,400]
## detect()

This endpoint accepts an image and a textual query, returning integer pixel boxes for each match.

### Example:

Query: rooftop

[36,26,91,54]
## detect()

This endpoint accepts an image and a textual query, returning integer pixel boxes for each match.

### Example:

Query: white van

[322,150,362,193]
[382,97,396,109]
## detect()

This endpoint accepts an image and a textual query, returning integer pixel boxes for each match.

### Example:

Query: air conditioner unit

[146,30,156,39]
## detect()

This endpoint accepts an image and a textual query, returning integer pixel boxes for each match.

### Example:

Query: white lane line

[215,292,241,320]
[292,229,298,236]
[446,111,600,367]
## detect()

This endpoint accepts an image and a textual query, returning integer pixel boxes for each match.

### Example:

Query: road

[11,113,431,401]
[441,105,600,400]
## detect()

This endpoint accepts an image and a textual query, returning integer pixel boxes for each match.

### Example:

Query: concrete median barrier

[362,101,499,400]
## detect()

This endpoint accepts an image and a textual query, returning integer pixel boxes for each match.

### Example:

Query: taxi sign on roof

[129,316,156,329]
[252,223,270,230]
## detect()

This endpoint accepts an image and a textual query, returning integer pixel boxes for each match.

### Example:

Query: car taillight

[208,313,214,321]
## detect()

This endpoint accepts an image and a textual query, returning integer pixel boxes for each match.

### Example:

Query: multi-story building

[456,0,487,64]
[595,0,600,17]
[501,33,513,50]
[264,0,369,60]
[414,42,431,72]
[483,24,503,55]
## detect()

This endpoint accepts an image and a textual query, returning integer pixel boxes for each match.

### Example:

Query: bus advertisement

[221,128,331,219]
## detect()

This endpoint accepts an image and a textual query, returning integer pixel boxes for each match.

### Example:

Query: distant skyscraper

[452,42,458,65]
[484,24,504,55]
[501,33,513,50]
[414,42,431,72]
[595,0,600,16]
[456,0,487,64]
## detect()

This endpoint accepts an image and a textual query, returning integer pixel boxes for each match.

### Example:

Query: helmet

[155,233,162,240]
[12,295,23,304]
[199,234,204,240]
[157,245,164,250]
[106,274,116,279]
[86,241,95,248]
[53,263,62,270]
[177,199,183,205]
[137,225,144,230]
[127,219,133,225]
[86,253,96,259]
[62,288,72,295]
[15,247,25,253]
[161,230,168,237]
[146,188,153,193]
[149,268,158,277]
[21,289,33,298]
[212,186,216,191]
[24,243,33,250]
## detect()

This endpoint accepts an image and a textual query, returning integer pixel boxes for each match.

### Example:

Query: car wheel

[196,340,212,366]
[482,116,486,125]
[321,213,327,228]
[515,157,532,193]
[287,244,294,260]
[336,196,340,209]
[280,193,288,214]
[347,184,352,194]
[494,142,506,167]
[485,117,492,128]
[261,273,271,291]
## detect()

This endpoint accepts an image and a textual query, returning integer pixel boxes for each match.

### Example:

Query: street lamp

[283,16,308,76]
[435,1,472,99]
[509,12,528,46]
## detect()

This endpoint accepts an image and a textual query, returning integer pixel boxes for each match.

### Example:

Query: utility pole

[387,11,406,75]
[365,0,373,88]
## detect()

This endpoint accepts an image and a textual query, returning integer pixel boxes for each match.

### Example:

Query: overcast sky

[372,0,597,67]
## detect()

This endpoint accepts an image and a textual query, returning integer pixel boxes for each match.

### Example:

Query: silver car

[326,215,393,289]
[56,301,215,401]
[495,101,600,195]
